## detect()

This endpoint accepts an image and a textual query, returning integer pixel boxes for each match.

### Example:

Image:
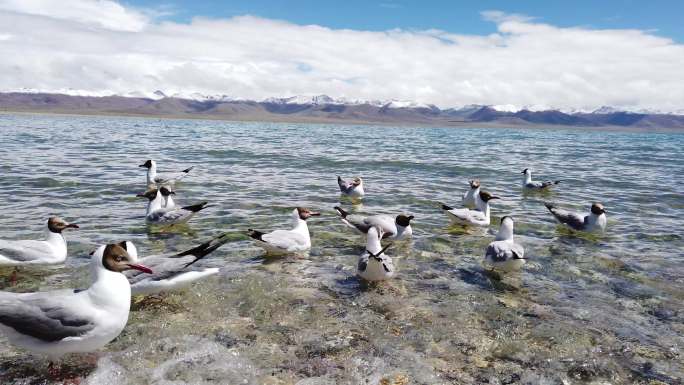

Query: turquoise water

[0,113,682,384]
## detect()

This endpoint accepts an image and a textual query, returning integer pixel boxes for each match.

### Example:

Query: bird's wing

[357,255,369,272]
[125,254,196,284]
[0,290,96,342]
[545,204,585,230]
[364,215,397,236]
[380,255,395,273]
[262,230,305,250]
[341,215,371,233]
[0,240,50,262]
[148,209,192,224]
[485,241,516,262]
[526,181,543,188]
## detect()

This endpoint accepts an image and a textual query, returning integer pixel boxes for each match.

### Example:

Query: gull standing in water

[137,187,208,226]
[521,168,560,191]
[545,202,607,232]
[0,217,79,266]
[484,217,526,272]
[139,159,194,188]
[121,233,230,295]
[357,226,394,282]
[338,176,365,198]
[441,191,500,227]
[247,208,320,255]
[333,206,413,240]
[462,179,481,209]
[0,243,151,358]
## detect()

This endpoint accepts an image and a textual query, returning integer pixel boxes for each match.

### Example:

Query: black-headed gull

[137,187,208,225]
[337,176,365,198]
[522,168,560,190]
[139,159,194,187]
[441,191,500,227]
[0,217,79,266]
[122,232,230,295]
[357,227,395,281]
[462,179,481,209]
[333,206,413,240]
[0,243,151,358]
[484,217,526,272]
[545,202,607,232]
[247,208,320,255]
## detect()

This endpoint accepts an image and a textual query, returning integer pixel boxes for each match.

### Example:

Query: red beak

[127,264,153,274]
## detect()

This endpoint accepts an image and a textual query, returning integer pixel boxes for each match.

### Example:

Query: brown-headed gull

[357,227,395,281]
[333,206,413,240]
[545,202,607,232]
[337,176,365,198]
[484,216,526,272]
[0,243,151,358]
[441,191,500,227]
[139,159,193,187]
[522,168,560,190]
[0,217,79,266]
[247,208,320,255]
[121,232,230,295]
[136,187,208,225]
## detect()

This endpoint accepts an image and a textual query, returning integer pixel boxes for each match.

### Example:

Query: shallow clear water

[0,113,682,384]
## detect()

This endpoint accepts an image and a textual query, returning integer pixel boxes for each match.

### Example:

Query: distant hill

[1,92,683,129]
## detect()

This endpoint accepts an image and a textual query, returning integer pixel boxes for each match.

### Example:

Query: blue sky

[131,0,684,42]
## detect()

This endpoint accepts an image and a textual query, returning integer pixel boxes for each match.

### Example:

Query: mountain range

[1,91,683,130]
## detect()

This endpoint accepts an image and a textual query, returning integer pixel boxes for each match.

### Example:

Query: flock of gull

[0,159,608,369]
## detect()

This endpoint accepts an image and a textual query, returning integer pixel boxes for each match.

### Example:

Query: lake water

[0,113,682,384]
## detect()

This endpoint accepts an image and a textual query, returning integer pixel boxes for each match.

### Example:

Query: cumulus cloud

[0,0,683,111]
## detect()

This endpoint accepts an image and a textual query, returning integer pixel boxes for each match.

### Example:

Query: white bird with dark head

[0,243,152,358]
[139,159,194,188]
[333,206,413,240]
[247,207,321,254]
[545,202,607,232]
[521,168,560,190]
[136,187,208,226]
[441,191,500,227]
[338,176,365,198]
[0,217,79,266]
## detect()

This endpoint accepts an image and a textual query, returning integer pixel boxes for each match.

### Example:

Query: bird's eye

[115,256,124,262]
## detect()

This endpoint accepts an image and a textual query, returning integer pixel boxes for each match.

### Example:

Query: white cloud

[0,0,683,112]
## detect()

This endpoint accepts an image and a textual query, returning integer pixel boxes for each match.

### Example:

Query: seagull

[484,216,526,272]
[139,159,194,187]
[121,233,230,295]
[545,202,607,232]
[0,243,151,358]
[160,186,177,209]
[333,206,413,240]
[522,168,560,190]
[357,226,395,281]
[338,176,365,198]
[137,187,208,226]
[0,217,79,266]
[247,208,320,255]
[441,191,500,227]
[462,179,482,209]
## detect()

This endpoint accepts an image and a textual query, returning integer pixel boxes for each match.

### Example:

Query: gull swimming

[545,202,607,232]
[441,191,500,227]
[462,179,481,209]
[357,226,395,282]
[338,176,365,198]
[333,206,413,239]
[139,159,194,187]
[247,207,320,255]
[137,187,208,226]
[0,243,151,358]
[522,168,560,190]
[0,217,79,266]
[484,216,526,272]
[122,233,230,295]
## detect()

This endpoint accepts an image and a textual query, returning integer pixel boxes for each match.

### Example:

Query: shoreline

[2,108,683,134]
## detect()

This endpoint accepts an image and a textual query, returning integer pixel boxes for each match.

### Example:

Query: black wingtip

[440,203,454,211]
[334,206,349,218]
[544,202,555,211]
[182,201,209,212]
[181,166,195,174]
[176,232,231,260]
[246,229,265,241]
[554,180,561,185]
